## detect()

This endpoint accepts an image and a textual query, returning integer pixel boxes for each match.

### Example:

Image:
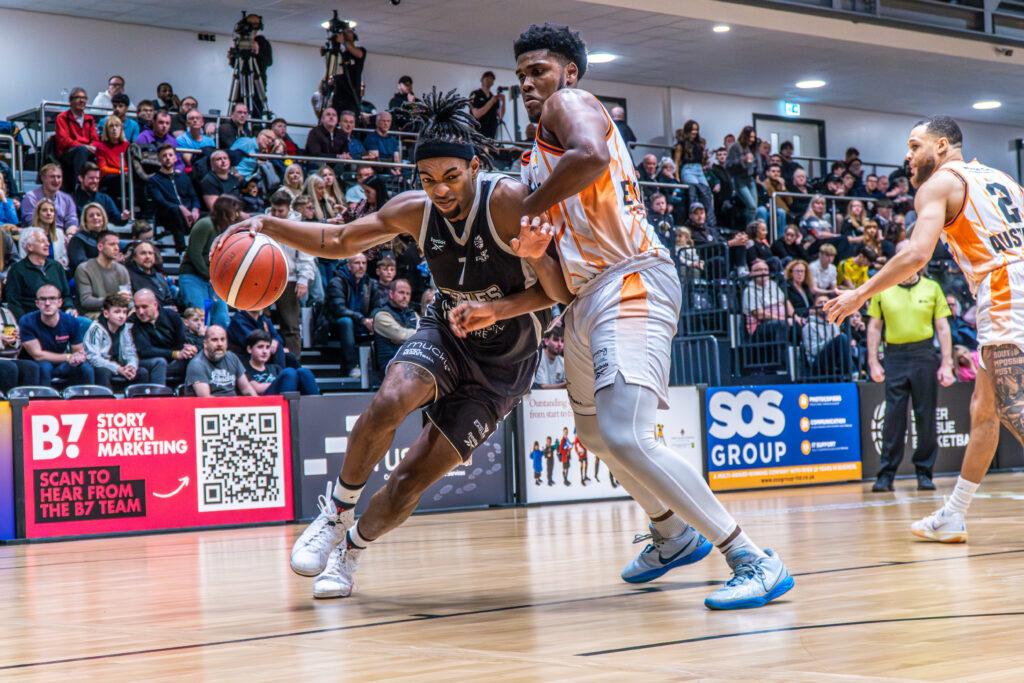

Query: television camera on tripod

[228,11,273,118]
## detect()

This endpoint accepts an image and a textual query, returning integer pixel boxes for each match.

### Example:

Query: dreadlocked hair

[405,87,493,168]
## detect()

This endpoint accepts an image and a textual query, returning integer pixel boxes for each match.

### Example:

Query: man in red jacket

[54,88,100,192]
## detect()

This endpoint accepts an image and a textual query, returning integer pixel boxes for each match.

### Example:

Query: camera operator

[469,71,505,140]
[227,13,272,119]
[321,18,365,118]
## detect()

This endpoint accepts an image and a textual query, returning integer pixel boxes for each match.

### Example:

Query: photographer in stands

[470,71,506,139]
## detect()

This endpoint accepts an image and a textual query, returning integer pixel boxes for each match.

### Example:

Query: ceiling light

[973,100,1001,110]
[321,20,356,28]
[712,25,730,33]
[587,52,616,63]
[795,79,826,89]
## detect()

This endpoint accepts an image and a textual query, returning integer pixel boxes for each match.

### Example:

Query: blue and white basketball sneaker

[704,549,793,610]
[621,524,713,583]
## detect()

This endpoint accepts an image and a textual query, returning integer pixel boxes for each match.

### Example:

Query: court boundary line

[577,611,1024,656]
[4,547,1024,670]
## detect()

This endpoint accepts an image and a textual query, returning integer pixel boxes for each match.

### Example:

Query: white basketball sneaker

[911,506,968,543]
[290,482,354,576]
[704,549,794,610]
[313,545,362,599]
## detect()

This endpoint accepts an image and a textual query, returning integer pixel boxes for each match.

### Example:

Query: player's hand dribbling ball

[210,231,290,311]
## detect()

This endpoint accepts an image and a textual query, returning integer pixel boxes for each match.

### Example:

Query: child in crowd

[240,178,265,214]
[182,306,206,348]
[674,226,703,279]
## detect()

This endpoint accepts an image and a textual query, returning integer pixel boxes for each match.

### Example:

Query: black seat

[62,384,116,400]
[8,385,60,400]
[124,383,173,398]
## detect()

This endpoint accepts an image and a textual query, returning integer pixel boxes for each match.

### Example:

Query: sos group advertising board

[15,396,293,539]
[521,387,703,504]
[705,384,862,490]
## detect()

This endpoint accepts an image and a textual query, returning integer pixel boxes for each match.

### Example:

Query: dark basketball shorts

[389,322,537,461]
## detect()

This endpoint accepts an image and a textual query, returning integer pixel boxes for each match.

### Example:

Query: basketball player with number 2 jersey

[825,116,1024,543]
[509,23,793,610]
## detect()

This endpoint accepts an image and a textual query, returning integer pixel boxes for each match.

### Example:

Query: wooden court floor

[5,473,1024,682]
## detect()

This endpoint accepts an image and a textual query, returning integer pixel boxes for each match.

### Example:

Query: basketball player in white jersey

[826,116,1024,542]
[508,24,793,609]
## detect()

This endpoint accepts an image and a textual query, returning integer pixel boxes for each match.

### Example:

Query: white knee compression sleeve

[593,374,739,545]
[574,412,670,519]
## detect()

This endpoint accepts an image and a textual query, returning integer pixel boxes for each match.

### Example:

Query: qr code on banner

[194,407,285,512]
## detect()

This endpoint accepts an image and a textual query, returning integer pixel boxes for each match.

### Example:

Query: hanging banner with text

[705,384,862,490]
[521,387,702,504]
[16,396,293,539]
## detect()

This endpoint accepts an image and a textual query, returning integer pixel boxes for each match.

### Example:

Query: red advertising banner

[19,396,292,539]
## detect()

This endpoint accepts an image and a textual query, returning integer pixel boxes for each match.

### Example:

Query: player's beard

[209,349,226,362]
[912,154,937,188]
[440,201,464,220]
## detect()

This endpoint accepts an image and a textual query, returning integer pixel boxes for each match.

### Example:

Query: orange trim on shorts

[618,271,649,317]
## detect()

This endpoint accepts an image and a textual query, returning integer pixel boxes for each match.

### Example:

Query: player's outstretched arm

[215,192,426,259]
[521,90,611,218]
[448,284,554,338]
[824,175,956,324]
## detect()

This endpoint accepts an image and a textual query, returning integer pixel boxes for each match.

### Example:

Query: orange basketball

[210,232,289,311]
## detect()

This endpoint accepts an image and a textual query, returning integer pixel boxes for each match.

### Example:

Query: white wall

[1,7,1018,177]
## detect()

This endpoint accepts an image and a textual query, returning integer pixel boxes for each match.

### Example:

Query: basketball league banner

[521,387,702,504]
[856,382,974,476]
[15,396,293,539]
[705,384,862,491]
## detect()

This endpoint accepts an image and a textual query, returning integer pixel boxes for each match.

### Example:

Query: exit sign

[784,102,801,117]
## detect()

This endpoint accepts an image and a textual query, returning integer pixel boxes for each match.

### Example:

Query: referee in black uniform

[866,244,955,492]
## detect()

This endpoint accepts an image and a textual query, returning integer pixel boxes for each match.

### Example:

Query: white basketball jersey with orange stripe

[521,96,664,293]
[938,159,1024,348]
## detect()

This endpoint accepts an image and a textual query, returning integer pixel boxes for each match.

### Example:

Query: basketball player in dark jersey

[219,90,565,599]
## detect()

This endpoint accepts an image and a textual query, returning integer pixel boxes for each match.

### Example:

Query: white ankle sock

[333,477,363,510]
[720,529,767,568]
[346,522,373,550]
[945,477,979,516]
[651,513,687,539]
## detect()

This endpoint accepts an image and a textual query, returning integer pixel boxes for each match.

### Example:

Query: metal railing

[670,335,721,386]
[119,153,129,218]
[767,191,880,241]
[789,155,901,179]
[109,143,693,226]
[0,134,21,193]
[625,141,902,180]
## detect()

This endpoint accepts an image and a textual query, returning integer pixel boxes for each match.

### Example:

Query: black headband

[414,140,475,163]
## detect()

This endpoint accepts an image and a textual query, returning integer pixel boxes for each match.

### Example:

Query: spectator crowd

[0,70,979,395]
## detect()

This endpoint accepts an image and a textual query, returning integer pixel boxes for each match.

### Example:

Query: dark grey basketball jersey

[417,172,545,366]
